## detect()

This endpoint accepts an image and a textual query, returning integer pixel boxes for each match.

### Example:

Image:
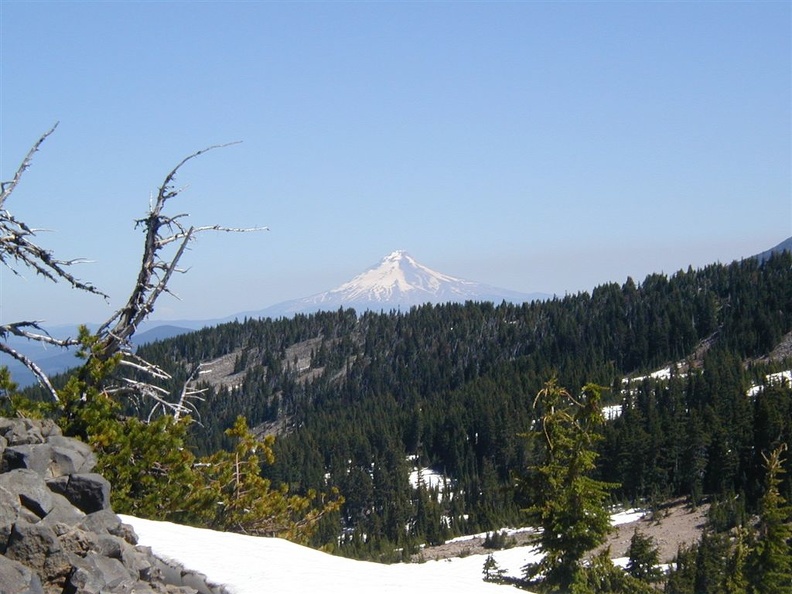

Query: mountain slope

[754,236,792,263]
[251,250,548,318]
[91,250,792,560]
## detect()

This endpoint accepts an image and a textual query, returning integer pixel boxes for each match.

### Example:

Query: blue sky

[1,1,789,325]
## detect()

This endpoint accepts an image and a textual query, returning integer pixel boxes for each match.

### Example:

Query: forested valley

[94,252,790,567]
[21,251,792,588]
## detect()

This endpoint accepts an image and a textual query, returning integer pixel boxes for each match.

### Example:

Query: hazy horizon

[1,2,789,325]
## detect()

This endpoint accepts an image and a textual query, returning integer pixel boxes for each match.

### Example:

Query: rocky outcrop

[0,417,227,594]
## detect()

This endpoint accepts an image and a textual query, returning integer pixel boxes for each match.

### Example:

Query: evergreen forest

[110,252,792,566]
[10,129,788,591]
[20,251,792,591]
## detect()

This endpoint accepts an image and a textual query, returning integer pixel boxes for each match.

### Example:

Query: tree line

[101,252,792,564]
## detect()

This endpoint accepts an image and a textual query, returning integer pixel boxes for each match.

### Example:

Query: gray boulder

[67,551,135,593]
[0,483,22,551]
[5,520,73,588]
[78,509,138,544]
[40,491,86,526]
[0,416,228,593]
[46,472,111,514]
[48,434,97,474]
[0,418,45,445]
[3,437,97,478]
[0,554,45,594]
[0,469,55,518]
[3,443,56,475]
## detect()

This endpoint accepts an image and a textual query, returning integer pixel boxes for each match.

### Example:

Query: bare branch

[2,133,264,419]
[0,320,81,348]
[104,375,203,424]
[97,228,194,358]
[94,141,265,372]
[0,123,58,206]
[117,353,173,381]
[90,141,266,419]
[173,363,208,421]
[0,341,59,402]
[0,124,108,298]
[156,224,267,249]
[0,320,80,402]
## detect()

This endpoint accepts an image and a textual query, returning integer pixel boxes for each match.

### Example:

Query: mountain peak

[331,251,463,302]
[252,251,548,318]
[380,250,423,268]
[384,249,410,260]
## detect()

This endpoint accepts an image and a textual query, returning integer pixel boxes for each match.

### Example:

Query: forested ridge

[85,253,792,561]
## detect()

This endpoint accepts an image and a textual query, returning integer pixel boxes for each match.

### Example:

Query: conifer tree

[51,331,197,520]
[185,416,343,544]
[664,544,697,594]
[626,528,662,584]
[581,548,656,594]
[520,379,617,592]
[722,527,750,594]
[693,531,731,593]
[482,553,506,583]
[747,443,792,594]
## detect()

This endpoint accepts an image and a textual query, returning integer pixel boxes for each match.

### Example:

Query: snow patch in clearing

[623,367,674,385]
[409,467,447,491]
[602,404,623,420]
[445,526,536,545]
[747,370,792,397]
[610,509,646,526]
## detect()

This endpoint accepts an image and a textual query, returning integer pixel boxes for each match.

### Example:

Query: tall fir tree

[519,379,618,592]
[747,443,792,594]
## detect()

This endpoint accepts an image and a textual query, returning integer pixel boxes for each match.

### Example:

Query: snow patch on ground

[747,370,792,397]
[445,526,537,545]
[623,366,675,385]
[408,466,448,491]
[610,509,646,526]
[122,509,647,594]
[123,515,525,594]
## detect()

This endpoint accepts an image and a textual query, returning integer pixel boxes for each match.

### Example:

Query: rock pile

[0,417,226,594]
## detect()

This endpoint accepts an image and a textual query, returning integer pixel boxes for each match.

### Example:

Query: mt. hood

[252,251,547,318]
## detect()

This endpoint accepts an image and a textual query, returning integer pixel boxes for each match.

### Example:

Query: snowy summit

[329,250,481,303]
[254,251,546,318]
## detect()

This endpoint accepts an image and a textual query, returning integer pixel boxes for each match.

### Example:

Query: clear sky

[1,1,789,325]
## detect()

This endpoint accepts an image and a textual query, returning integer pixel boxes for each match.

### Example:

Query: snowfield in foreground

[122,509,645,594]
[122,515,538,593]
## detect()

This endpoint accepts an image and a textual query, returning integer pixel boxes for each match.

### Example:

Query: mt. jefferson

[251,251,548,318]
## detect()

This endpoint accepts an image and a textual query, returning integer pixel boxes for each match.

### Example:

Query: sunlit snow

[122,515,530,593]
[747,369,792,397]
[622,366,674,385]
[610,509,645,525]
[329,250,470,302]
[445,526,536,545]
[122,509,646,594]
[408,466,448,491]
[602,404,623,420]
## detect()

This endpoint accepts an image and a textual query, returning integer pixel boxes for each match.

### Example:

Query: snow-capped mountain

[251,250,548,318]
